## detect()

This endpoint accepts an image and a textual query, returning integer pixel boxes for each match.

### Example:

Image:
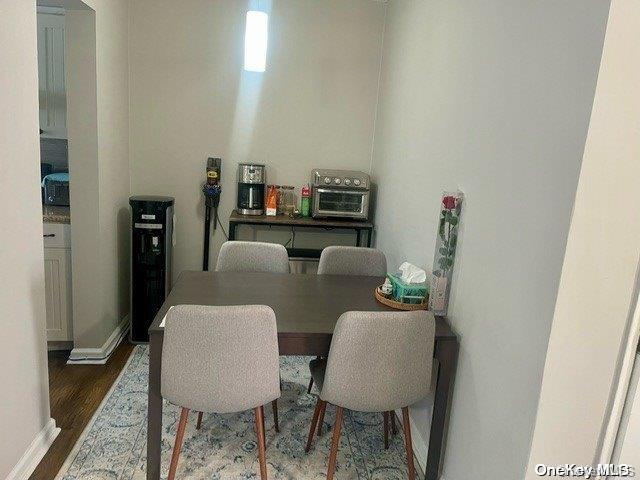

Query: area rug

[56,346,418,479]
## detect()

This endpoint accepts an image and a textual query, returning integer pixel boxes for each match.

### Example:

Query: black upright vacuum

[202,157,222,271]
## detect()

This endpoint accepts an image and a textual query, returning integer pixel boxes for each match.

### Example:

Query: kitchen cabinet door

[44,247,73,342]
[37,11,67,139]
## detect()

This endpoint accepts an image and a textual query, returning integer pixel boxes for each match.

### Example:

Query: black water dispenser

[129,196,174,343]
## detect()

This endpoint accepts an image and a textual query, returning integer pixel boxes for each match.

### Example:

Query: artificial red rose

[442,196,457,210]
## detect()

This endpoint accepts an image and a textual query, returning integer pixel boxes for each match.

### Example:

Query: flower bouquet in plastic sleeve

[429,191,464,315]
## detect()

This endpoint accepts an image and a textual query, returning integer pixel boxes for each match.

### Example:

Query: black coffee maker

[129,196,174,343]
[237,163,265,215]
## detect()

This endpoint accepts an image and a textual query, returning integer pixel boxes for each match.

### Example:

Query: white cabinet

[37,11,67,139]
[44,223,73,342]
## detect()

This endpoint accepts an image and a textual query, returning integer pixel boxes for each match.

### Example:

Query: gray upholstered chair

[317,246,387,276]
[305,310,435,480]
[308,246,388,394]
[162,305,281,480]
[216,240,290,273]
[211,240,289,431]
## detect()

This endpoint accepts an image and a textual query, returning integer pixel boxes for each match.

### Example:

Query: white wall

[613,354,640,469]
[129,0,386,276]
[370,0,609,477]
[0,2,53,477]
[526,1,640,474]
[65,6,101,349]
[65,0,130,349]
[92,0,131,348]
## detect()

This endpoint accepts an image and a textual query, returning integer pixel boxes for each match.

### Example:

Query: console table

[228,210,374,259]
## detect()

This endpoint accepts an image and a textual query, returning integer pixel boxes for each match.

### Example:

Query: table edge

[148,271,458,340]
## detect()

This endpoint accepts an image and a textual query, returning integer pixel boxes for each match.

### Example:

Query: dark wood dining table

[147,271,458,480]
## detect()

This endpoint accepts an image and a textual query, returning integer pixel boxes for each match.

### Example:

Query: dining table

[146,270,459,480]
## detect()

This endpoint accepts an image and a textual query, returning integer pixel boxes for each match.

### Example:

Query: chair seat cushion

[309,357,327,393]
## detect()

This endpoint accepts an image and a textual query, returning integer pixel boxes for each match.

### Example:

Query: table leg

[228,221,238,241]
[147,331,164,480]
[355,229,362,246]
[425,338,459,480]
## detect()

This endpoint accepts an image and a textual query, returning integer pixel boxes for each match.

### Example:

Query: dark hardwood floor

[30,341,135,480]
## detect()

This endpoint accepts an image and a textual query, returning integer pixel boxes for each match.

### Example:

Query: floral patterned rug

[56,346,418,480]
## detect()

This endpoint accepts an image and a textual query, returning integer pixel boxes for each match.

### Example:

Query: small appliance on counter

[129,195,174,343]
[237,163,266,215]
[310,169,371,220]
[42,172,70,206]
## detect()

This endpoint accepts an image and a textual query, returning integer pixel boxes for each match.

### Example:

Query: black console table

[228,210,374,259]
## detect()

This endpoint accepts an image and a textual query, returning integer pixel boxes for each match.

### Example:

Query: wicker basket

[374,286,429,311]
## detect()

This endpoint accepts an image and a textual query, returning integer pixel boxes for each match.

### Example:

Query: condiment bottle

[266,185,278,216]
[301,185,311,217]
[281,186,295,216]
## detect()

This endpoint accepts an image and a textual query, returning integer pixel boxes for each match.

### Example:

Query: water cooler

[129,196,174,343]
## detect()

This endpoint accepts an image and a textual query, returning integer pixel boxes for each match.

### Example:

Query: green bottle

[301,185,311,217]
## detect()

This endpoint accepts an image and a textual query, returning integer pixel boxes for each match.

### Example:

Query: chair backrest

[216,241,290,273]
[317,246,387,276]
[320,310,435,412]
[161,304,281,413]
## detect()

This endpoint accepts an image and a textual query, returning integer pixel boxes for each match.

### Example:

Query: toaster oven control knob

[353,178,361,186]
[344,178,351,186]
[334,178,341,185]
[324,177,331,185]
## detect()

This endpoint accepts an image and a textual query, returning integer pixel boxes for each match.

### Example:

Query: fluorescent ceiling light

[244,11,268,72]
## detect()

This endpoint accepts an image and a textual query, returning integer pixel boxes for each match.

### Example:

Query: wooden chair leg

[317,400,327,436]
[391,410,397,436]
[262,405,267,445]
[402,407,416,480]
[255,406,268,480]
[383,411,390,450]
[305,398,322,453]
[196,411,203,430]
[272,400,279,433]
[327,406,344,480]
[168,407,190,480]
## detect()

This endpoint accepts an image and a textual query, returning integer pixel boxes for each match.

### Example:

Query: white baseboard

[6,418,60,480]
[67,315,129,365]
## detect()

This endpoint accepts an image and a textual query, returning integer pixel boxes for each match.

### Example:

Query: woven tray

[374,286,429,311]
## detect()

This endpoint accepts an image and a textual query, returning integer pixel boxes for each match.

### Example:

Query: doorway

[31,2,128,478]
[37,0,99,357]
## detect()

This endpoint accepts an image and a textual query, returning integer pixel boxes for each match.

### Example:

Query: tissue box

[387,274,428,304]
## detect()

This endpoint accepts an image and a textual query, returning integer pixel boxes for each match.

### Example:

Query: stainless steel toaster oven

[310,169,370,220]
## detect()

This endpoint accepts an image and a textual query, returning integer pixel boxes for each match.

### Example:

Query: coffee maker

[237,163,265,215]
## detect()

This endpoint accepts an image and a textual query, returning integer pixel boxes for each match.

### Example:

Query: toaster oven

[310,169,370,220]
[42,173,70,206]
